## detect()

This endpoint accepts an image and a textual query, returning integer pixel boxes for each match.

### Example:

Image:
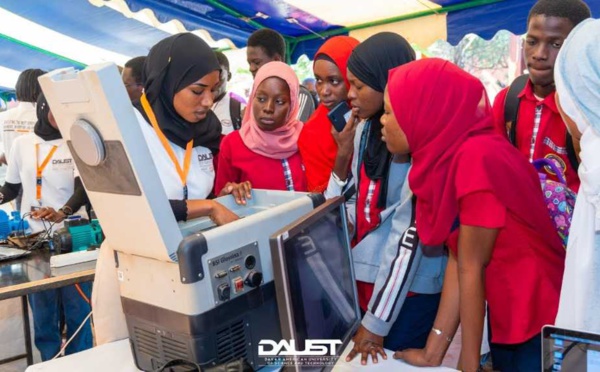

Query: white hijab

[554,18,600,334]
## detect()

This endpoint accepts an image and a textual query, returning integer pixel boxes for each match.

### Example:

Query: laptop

[0,245,31,262]
[543,325,600,371]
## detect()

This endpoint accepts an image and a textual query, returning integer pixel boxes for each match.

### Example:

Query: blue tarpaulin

[1,0,599,89]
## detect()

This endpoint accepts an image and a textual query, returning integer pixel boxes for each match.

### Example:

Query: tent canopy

[1,0,599,91]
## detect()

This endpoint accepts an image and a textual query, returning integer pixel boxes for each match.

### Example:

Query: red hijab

[298,36,359,192]
[388,58,561,248]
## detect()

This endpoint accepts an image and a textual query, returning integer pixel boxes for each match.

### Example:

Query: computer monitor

[543,325,600,371]
[270,197,360,371]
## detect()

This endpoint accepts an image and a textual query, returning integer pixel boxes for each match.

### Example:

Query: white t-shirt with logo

[5,134,84,233]
[0,102,37,161]
[135,109,215,200]
[212,93,245,136]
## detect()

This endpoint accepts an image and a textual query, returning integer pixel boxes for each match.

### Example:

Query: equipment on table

[0,245,30,262]
[40,64,326,371]
[0,210,29,241]
[270,197,361,371]
[53,218,103,253]
[542,325,600,371]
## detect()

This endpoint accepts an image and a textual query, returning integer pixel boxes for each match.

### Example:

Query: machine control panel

[208,242,263,305]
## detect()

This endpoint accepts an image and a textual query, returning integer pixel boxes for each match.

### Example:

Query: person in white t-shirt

[0,92,92,361]
[212,51,245,136]
[92,33,239,345]
[0,69,46,165]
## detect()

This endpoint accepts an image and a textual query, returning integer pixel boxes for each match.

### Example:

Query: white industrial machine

[39,63,324,371]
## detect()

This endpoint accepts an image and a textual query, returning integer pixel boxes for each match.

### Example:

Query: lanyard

[281,159,295,191]
[140,94,193,199]
[36,144,58,204]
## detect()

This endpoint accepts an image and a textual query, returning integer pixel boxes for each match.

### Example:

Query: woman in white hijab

[554,18,600,333]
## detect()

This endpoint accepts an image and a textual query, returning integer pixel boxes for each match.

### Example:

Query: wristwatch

[59,206,74,216]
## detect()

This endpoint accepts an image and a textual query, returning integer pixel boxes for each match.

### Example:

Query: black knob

[217,283,231,301]
[244,270,263,288]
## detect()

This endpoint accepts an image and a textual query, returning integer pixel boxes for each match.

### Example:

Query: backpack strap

[229,96,242,130]
[565,132,579,172]
[532,158,568,185]
[342,183,356,202]
[504,74,530,146]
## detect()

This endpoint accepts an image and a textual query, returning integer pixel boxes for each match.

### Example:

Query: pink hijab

[239,61,302,159]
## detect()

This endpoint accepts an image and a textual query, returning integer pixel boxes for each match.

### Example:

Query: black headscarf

[34,92,62,141]
[138,33,222,153]
[347,32,415,207]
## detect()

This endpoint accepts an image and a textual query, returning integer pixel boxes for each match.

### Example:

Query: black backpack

[504,74,579,172]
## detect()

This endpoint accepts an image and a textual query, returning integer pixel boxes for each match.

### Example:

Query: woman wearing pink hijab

[216,61,306,202]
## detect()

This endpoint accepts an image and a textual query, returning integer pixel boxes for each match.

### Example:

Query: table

[25,338,457,372]
[0,248,95,366]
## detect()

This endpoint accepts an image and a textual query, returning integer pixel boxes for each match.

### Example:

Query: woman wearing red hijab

[382,59,565,372]
[298,36,359,193]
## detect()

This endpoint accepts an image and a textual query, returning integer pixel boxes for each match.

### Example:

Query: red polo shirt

[447,191,564,344]
[492,81,580,192]
[215,131,307,193]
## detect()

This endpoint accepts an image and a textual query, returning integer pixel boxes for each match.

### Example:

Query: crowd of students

[0,0,598,370]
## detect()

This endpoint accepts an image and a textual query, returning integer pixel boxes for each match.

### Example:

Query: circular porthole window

[70,119,105,166]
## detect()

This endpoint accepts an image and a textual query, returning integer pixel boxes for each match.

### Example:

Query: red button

[233,277,244,293]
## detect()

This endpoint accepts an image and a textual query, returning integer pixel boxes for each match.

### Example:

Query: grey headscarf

[554,18,600,335]
[555,18,600,134]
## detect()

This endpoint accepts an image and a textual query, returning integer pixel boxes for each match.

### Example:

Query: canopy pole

[285,39,299,64]
[204,0,266,30]
[292,0,503,43]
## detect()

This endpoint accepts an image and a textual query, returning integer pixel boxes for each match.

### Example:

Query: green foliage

[291,55,314,82]
[427,30,511,70]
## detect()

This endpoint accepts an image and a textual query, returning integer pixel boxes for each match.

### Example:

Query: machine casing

[119,192,322,370]
[39,63,324,371]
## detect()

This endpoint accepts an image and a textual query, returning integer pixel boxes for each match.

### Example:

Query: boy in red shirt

[492,0,591,192]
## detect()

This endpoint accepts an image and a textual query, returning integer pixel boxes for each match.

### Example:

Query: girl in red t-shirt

[216,61,306,200]
[383,59,565,372]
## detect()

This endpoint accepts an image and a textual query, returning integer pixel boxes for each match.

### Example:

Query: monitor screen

[543,326,600,371]
[269,197,360,371]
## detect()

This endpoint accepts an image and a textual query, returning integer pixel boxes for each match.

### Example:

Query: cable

[75,283,90,304]
[19,212,31,241]
[26,218,57,251]
[51,310,93,360]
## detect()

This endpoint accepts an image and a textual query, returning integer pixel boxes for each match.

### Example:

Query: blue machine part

[0,210,30,240]
[53,218,104,253]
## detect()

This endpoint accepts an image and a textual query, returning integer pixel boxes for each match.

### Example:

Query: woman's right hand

[331,111,359,157]
[209,201,239,226]
[218,181,253,205]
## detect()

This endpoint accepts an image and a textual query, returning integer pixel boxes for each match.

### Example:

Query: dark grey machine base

[123,281,280,371]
